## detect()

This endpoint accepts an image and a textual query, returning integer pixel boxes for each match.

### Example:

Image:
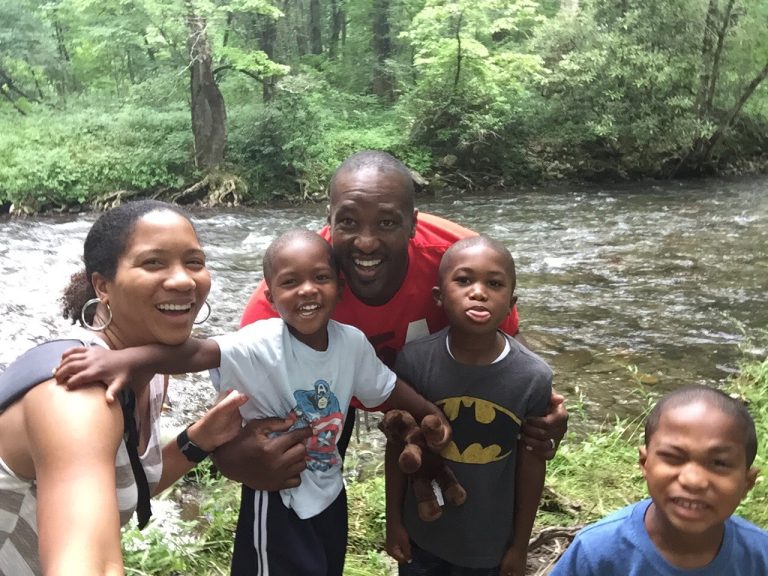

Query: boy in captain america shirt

[54,229,451,576]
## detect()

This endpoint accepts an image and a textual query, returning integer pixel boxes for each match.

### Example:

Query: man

[215,150,568,575]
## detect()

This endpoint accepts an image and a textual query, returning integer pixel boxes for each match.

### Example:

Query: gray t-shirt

[395,327,552,569]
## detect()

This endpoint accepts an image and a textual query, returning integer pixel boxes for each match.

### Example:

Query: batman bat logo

[438,397,521,464]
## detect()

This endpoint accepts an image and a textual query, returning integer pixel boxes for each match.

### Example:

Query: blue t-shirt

[551,499,768,575]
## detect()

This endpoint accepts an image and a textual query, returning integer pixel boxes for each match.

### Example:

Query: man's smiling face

[328,166,417,306]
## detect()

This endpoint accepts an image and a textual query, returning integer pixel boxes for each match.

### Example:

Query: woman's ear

[432,286,443,307]
[91,272,109,302]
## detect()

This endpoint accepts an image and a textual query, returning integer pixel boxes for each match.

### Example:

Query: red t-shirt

[240,212,520,406]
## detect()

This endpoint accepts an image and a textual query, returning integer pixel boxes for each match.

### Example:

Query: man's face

[328,166,417,306]
[639,401,758,541]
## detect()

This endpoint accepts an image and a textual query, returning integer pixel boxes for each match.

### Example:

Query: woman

[0,200,246,576]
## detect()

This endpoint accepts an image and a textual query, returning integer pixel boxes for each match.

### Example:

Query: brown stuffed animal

[379,409,467,522]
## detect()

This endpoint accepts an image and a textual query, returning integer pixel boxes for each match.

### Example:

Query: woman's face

[95,210,211,349]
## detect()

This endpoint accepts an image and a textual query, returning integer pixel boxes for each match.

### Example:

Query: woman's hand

[187,389,249,453]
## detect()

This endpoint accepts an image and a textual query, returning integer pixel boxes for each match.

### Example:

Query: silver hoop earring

[194,300,211,325]
[80,298,112,332]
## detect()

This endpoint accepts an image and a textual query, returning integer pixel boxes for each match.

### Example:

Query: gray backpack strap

[0,339,85,410]
[0,339,153,529]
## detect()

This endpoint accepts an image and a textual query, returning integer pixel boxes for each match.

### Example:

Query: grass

[122,349,768,575]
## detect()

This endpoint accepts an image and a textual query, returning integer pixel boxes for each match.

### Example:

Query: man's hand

[520,391,568,460]
[212,417,312,491]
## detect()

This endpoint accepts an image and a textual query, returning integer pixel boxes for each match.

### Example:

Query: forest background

[2,0,768,213]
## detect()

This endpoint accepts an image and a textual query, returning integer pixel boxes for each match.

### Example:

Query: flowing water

[1,176,766,460]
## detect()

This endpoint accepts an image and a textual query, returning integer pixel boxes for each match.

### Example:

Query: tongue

[466,309,491,322]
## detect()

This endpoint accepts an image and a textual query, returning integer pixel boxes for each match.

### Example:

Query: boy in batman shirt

[385,235,553,576]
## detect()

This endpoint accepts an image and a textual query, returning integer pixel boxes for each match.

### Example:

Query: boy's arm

[54,339,221,401]
[501,445,546,576]
[385,377,451,451]
[384,440,412,564]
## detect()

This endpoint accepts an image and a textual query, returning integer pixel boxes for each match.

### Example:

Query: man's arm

[212,417,312,491]
[520,391,568,459]
[500,445,546,576]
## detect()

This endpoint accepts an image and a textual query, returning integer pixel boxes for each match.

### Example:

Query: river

[1,176,766,456]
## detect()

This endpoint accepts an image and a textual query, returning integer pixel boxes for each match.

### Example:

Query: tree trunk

[309,0,323,54]
[328,0,343,59]
[452,12,464,92]
[186,3,227,170]
[705,0,735,114]
[259,15,278,102]
[702,61,768,162]
[371,0,393,100]
[695,0,718,116]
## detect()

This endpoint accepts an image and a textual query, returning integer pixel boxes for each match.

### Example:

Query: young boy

[550,384,768,575]
[385,235,553,576]
[55,229,450,576]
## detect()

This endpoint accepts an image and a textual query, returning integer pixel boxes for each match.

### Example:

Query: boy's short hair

[262,230,339,285]
[644,384,757,467]
[438,235,516,284]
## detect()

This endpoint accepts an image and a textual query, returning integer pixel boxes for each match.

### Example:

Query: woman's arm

[155,387,248,494]
[25,379,125,576]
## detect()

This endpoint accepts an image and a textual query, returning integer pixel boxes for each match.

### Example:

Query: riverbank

[2,100,768,217]
[121,351,768,575]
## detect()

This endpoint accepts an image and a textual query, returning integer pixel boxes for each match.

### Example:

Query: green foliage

[226,71,431,201]
[123,462,240,576]
[0,103,190,210]
[397,0,548,180]
[2,0,768,207]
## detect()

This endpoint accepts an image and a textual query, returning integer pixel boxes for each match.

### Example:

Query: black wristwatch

[176,425,211,463]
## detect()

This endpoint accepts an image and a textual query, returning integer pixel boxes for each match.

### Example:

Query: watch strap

[176,425,210,463]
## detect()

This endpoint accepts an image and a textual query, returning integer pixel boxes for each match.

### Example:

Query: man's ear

[509,294,518,310]
[265,287,274,306]
[638,445,648,478]
[336,277,345,300]
[326,204,331,226]
[410,209,419,239]
[432,286,442,307]
[745,466,759,494]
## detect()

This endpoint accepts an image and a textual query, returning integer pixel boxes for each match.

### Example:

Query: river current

[1,176,766,445]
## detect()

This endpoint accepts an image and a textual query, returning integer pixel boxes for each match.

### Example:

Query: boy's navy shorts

[230,486,348,576]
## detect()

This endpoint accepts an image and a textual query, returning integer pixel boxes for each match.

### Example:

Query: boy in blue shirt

[385,235,553,575]
[551,384,768,575]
